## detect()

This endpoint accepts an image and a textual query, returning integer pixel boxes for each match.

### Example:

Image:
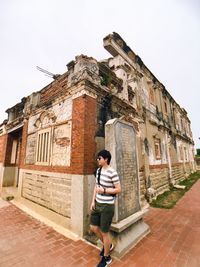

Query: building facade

[0,33,195,238]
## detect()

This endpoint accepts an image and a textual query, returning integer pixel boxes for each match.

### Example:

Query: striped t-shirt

[95,166,120,204]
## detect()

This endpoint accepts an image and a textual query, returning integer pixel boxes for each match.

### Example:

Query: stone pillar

[105,118,150,258]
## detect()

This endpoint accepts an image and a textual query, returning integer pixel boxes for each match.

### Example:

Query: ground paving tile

[0,180,200,267]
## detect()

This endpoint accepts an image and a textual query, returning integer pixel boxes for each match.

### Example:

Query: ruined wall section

[26,97,72,167]
[19,58,98,221]
[21,95,72,216]
[107,55,138,111]
[103,32,195,200]
[66,55,99,174]
[39,73,68,105]
[0,128,7,163]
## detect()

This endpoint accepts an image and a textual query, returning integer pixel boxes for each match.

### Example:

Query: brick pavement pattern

[0,180,200,267]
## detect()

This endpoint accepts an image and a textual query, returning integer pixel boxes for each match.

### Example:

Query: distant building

[0,33,195,238]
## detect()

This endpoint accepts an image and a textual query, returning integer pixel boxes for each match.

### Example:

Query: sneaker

[97,255,112,267]
[99,243,114,257]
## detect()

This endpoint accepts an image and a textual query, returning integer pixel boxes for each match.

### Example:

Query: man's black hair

[97,149,111,164]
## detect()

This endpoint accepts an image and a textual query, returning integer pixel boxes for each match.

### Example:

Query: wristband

[103,187,106,194]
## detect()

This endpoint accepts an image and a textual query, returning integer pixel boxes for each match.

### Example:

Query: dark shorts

[90,202,115,233]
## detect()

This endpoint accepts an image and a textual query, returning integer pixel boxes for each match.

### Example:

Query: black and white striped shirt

[95,167,120,204]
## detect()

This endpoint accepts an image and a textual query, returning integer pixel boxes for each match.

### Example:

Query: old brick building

[0,33,195,239]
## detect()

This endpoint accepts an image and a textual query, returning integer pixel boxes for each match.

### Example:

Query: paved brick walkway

[0,180,200,267]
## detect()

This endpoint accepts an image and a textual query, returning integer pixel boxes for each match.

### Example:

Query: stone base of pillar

[110,210,150,258]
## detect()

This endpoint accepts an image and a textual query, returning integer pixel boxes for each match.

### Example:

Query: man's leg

[101,231,111,256]
[90,225,103,242]
[99,203,114,256]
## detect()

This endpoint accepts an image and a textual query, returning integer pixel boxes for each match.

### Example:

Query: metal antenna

[36,66,60,80]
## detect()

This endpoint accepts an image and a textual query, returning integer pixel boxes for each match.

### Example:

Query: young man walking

[90,150,121,267]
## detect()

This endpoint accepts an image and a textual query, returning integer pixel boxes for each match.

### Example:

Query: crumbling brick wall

[0,134,7,163]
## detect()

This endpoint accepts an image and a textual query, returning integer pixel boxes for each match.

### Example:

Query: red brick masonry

[0,180,200,267]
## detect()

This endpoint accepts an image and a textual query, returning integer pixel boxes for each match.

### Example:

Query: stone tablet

[105,119,140,222]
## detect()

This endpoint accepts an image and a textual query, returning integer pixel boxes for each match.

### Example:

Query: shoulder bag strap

[97,167,102,185]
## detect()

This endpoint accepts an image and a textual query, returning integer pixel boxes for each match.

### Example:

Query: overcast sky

[1,0,200,148]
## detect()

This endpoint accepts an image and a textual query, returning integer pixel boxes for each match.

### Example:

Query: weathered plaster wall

[25,133,36,165]
[25,97,72,167]
[52,123,71,166]
[28,98,72,134]
[2,166,18,186]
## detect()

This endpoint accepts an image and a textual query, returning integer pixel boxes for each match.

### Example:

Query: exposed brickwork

[20,164,71,173]
[83,94,97,174]
[20,94,97,175]
[19,120,28,169]
[70,96,85,173]
[0,134,7,163]
[149,164,168,169]
[71,94,97,174]
[39,74,68,106]
[4,135,13,166]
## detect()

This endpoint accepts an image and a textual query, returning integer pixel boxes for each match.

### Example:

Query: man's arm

[90,185,97,211]
[104,182,121,195]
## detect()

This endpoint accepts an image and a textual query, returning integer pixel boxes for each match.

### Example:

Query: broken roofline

[103,32,177,100]
[3,32,184,121]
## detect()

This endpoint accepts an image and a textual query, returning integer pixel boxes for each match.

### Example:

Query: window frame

[35,128,51,165]
[179,146,184,161]
[149,87,156,105]
[154,139,161,160]
[10,139,18,164]
[164,98,168,114]
[184,147,188,162]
